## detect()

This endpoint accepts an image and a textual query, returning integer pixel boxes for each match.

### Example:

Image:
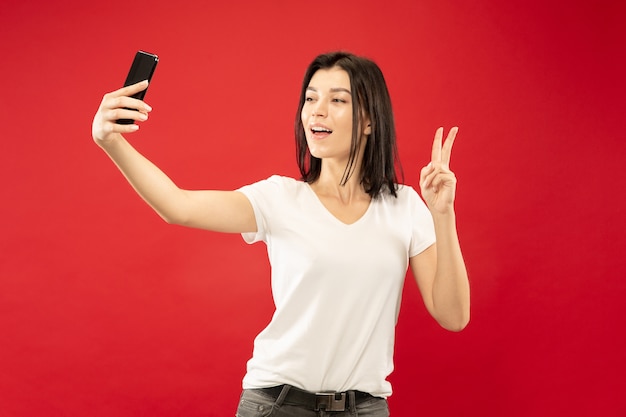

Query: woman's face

[301,67,370,163]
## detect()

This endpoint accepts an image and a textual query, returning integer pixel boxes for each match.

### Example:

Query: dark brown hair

[295,51,402,198]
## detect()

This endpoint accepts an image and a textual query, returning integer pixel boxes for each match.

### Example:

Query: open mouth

[311,126,333,134]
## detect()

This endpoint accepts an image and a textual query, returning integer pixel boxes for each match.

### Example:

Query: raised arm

[91,81,256,233]
[410,127,470,331]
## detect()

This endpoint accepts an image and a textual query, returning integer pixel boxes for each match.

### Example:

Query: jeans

[235,386,390,417]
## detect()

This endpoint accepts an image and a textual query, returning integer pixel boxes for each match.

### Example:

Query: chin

[308,149,323,159]
[306,143,325,159]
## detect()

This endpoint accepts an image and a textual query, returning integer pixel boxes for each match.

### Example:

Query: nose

[311,98,328,118]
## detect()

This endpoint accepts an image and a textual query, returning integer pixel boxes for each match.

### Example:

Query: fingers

[441,126,458,166]
[102,82,152,118]
[110,104,151,120]
[420,126,460,211]
[420,153,457,190]
[102,93,152,115]
[105,80,152,116]
[419,162,434,192]
[426,170,457,193]
[113,80,149,98]
[431,127,444,163]
[92,106,144,142]
[430,126,458,166]
[99,95,151,125]
[423,126,458,187]
[92,82,153,143]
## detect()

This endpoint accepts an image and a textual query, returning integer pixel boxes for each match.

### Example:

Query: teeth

[312,127,332,133]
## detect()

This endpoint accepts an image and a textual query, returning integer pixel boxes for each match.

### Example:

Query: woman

[92,51,470,417]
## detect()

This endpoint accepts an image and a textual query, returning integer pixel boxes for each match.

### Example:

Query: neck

[313,159,368,204]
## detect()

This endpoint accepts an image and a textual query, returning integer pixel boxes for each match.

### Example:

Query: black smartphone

[116,50,159,125]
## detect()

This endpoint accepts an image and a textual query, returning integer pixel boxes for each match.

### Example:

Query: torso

[308,183,371,225]
[237,175,437,397]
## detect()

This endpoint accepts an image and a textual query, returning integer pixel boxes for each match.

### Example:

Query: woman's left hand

[419,127,459,215]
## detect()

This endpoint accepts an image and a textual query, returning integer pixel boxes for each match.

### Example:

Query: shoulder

[395,184,417,198]
[378,184,420,204]
[243,175,303,191]
[268,175,303,189]
[238,175,306,201]
[378,184,431,218]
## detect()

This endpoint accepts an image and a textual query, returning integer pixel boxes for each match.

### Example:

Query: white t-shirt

[237,175,435,398]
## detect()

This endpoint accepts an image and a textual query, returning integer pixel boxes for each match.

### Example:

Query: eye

[332,98,347,103]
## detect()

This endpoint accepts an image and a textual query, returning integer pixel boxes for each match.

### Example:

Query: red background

[1,1,625,416]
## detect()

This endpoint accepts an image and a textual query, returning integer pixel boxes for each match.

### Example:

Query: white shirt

[238,175,435,398]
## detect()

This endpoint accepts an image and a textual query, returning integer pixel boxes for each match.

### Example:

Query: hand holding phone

[116,51,159,124]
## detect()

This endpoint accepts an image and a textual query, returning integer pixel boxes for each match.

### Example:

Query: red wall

[1,1,625,416]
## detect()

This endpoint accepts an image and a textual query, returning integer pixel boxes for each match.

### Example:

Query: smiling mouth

[311,126,333,135]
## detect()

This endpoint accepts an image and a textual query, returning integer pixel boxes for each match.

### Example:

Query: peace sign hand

[419,127,459,215]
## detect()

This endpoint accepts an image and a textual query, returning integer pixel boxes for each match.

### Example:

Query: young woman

[92,51,470,417]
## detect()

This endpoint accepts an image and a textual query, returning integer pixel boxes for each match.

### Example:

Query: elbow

[442,318,470,332]
[162,215,178,225]
[438,311,470,332]
[159,211,188,226]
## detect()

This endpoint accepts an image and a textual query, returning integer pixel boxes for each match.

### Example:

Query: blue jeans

[235,385,390,417]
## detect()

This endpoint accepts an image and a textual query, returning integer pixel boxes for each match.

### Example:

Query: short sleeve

[237,175,289,244]
[406,187,436,257]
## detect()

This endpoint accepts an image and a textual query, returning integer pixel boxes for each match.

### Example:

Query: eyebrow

[306,86,352,95]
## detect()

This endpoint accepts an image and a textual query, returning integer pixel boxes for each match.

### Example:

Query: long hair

[295,52,402,198]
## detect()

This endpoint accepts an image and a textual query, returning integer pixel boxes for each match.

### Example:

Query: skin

[301,67,371,224]
[92,71,469,331]
[92,80,257,233]
[412,127,470,331]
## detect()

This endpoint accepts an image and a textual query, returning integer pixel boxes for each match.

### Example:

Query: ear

[362,115,372,135]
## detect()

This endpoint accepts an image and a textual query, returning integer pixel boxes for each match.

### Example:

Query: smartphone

[116,50,159,124]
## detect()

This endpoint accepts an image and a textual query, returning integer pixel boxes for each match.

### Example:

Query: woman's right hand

[92,80,153,145]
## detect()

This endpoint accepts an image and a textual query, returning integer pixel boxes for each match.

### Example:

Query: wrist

[431,209,456,225]
[94,132,124,149]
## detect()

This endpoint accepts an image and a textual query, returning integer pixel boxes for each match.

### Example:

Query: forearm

[431,212,470,331]
[98,135,188,224]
